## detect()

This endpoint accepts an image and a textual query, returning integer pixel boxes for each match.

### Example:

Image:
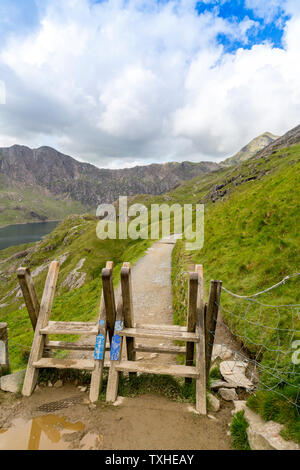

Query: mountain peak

[222,132,280,166]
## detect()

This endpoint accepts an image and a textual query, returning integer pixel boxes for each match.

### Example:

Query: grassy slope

[0,215,151,371]
[165,144,300,443]
[0,175,91,227]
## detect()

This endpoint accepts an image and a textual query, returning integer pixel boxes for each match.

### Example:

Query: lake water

[0,221,59,251]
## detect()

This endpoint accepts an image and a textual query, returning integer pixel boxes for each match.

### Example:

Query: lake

[0,221,59,251]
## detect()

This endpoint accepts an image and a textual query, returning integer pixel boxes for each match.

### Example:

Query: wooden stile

[89,260,114,402]
[195,265,207,415]
[102,266,117,344]
[205,280,222,382]
[121,263,135,365]
[22,261,60,396]
[185,270,198,383]
[0,322,10,374]
[20,260,114,402]
[17,267,40,330]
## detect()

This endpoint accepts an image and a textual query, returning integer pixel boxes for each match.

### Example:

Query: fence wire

[212,275,300,411]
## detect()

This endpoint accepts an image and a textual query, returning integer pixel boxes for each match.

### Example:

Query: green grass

[247,389,300,445]
[230,411,251,450]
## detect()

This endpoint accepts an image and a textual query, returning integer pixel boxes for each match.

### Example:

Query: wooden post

[0,322,10,374]
[195,265,206,415]
[106,295,124,403]
[89,261,113,403]
[22,261,60,396]
[185,270,198,383]
[121,262,136,364]
[102,266,116,344]
[205,280,222,383]
[17,267,40,330]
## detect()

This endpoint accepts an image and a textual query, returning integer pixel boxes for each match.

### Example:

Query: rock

[219,388,238,401]
[89,403,97,410]
[48,381,53,388]
[210,379,238,390]
[220,361,254,390]
[0,370,25,393]
[54,380,63,388]
[232,401,299,450]
[62,258,86,291]
[78,386,88,392]
[212,344,233,362]
[208,393,220,412]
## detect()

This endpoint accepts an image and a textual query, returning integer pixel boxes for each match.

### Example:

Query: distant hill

[255,124,300,159]
[222,132,279,166]
[0,145,218,227]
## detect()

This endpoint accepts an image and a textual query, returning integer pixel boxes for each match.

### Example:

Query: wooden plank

[22,261,60,396]
[135,323,187,332]
[120,328,199,342]
[116,361,199,379]
[185,271,198,384]
[195,264,207,415]
[90,260,113,403]
[47,341,95,351]
[134,344,186,355]
[0,322,9,374]
[17,267,40,330]
[102,266,116,343]
[106,296,124,403]
[40,321,98,336]
[121,263,136,377]
[33,358,95,371]
[205,280,222,382]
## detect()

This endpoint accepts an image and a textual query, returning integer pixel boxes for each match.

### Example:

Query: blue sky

[0,0,290,49]
[0,0,299,167]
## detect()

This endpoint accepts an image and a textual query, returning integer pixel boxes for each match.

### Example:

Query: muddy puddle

[0,415,86,450]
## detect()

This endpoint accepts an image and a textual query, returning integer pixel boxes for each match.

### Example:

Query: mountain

[255,123,300,159]
[222,132,279,166]
[0,145,218,227]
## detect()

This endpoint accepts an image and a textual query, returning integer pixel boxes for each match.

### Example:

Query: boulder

[0,370,25,393]
[220,361,254,390]
[208,393,220,412]
[212,344,233,362]
[219,387,238,401]
[232,401,299,450]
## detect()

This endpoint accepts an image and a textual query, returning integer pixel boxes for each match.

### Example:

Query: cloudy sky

[0,0,300,168]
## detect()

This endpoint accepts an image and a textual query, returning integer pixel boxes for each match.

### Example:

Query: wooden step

[33,358,95,370]
[120,328,199,342]
[135,323,187,332]
[47,340,110,352]
[40,321,98,336]
[115,361,199,378]
[134,344,186,355]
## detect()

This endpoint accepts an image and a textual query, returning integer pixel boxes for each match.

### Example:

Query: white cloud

[0,0,299,167]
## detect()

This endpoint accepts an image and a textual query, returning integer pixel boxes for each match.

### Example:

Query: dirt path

[0,238,232,450]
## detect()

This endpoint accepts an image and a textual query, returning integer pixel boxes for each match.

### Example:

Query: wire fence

[212,274,300,411]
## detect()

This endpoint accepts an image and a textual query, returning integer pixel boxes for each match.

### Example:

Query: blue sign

[115,320,124,332]
[94,334,105,360]
[110,335,121,361]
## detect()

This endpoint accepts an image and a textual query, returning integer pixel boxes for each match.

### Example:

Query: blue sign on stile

[110,335,121,361]
[94,334,105,360]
